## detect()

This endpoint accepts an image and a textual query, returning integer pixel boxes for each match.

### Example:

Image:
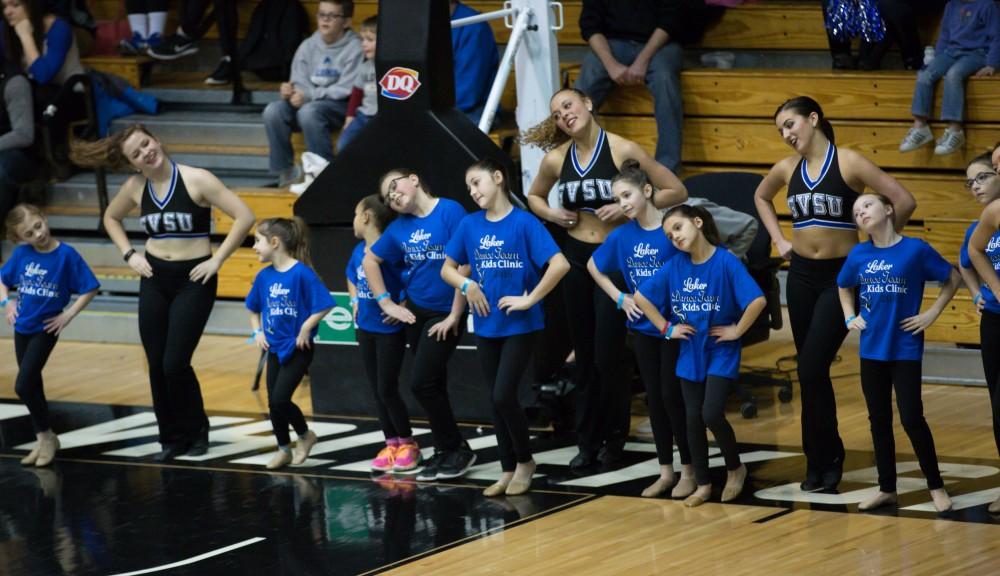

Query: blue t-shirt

[245,262,336,364]
[837,237,954,362]
[0,242,100,335]
[346,240,406,334]
[960,220,1000,315]
[371,198,466,313]
[637,248,763,382]
[445,208,559,338]
[591,220,678,337]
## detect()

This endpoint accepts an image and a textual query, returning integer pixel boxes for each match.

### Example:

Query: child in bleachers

[118,1,168,55]
[338,15,377,152]
[899,0,999,155]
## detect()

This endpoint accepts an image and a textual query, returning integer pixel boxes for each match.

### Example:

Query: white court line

[107,537,266,576]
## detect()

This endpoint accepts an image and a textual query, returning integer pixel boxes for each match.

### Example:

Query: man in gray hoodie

[262,0,363,188]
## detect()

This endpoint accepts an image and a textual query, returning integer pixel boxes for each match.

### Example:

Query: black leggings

[405,301,465,453]
[179,0,238,57]
[125,0,169,12]
[139,254,216,448]
[476,332,536,471]
[14,331,58,433]
[633,333,691,466]
[563,235,628,454]
[787,253,848,475]
[980,310,1000,457]
[681,376,741,486]
[266,348,312,446]
[860,359,944,492]
[357,328,412,439]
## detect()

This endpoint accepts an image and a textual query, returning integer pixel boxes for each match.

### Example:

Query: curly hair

[520,88,594,151]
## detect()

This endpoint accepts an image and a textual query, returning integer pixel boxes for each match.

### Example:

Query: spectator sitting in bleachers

[450,0,499,125]
[0,65,35,240]
[117,0,168,55]
[899,0,999,156]
[44,0,96,57]
[262,0,361,189]
[824,0,943,71]
[574,0,707,173]
[338,15,377,153]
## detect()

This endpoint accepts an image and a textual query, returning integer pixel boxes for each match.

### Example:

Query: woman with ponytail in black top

[754,96,916,492]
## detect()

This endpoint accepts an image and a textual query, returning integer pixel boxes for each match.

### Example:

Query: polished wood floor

[2,320,999,575]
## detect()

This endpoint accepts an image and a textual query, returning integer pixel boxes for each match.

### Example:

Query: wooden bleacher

[79,1,991,346]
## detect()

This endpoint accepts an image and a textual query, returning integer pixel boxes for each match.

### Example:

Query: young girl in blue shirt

[246,217,335,470]
[363,168,477,481]
[587,159,695,499]
[635,205,765,507]
[837,193,959,513]
[959,150,1000,514]
[441,158,569,496]
[347,194,422,473]
[1,204,99,467]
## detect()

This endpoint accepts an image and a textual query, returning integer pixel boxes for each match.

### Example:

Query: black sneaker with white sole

[435,448,477,479]
[415,453,442,481]
[148,34,198,61]
[204,57,232,85]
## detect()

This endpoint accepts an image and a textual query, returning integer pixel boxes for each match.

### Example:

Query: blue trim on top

[147,163,178,210]
[800,142,834,191]
[148,232,211,239]
[571,129,606,178]
[792,218,857,230]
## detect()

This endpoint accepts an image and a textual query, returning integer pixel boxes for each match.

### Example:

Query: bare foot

[858,491,898,511]
[721,464,747,502]
[930,488,953,513]
[684,484,712,508]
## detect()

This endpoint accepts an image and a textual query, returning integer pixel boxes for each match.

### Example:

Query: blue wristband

[461,278,471,296]
[349,296,359,305]
[375,292,390,302]
[845,315,856,327]
[0,298,7,308]
[616,292,625,309]
[665,324,675,339]
[246,328,262,344]
[974,293,983,306]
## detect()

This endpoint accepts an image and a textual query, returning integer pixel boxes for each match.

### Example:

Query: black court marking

[3,400,1000,575]
[752,508,795,524]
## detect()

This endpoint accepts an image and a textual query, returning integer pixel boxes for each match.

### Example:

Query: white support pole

[451,8,516,28]
[477,8,532,133]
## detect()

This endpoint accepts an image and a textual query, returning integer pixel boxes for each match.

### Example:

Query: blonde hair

[4,203,45,242]
[69,124,157,172]
[257,217,312,267]
[520,88,592,151]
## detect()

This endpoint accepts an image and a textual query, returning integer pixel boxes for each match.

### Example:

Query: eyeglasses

[966,171,998,190]
[317,11,346,21]
[382,176,408,204]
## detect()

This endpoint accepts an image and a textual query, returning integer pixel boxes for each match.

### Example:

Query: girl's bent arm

[969,204,1000,297]
[754,159,794,259]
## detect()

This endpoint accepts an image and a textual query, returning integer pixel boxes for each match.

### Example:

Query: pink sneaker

[371,445,397,472]
[392,442,421,471]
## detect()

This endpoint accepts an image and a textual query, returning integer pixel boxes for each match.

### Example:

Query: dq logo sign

[379,67,422,100]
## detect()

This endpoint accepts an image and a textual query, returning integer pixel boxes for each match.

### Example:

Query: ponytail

[257,217,312,267]
[520,88,594,151]
[664,204,722,247]
[774,96,836,145]
[70,124,156,172]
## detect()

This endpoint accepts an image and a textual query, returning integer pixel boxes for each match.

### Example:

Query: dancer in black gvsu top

[754,97,916,491]
[524,87,687,468]
[72,124,255,461]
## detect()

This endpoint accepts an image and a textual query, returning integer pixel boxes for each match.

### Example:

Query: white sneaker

[899,126,934,152]
[289,152,330,195]
[934,128,965,155]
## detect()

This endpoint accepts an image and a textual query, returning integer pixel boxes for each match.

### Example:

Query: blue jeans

[336,110,371,152]
[910,49,987,123]
[262,98,347,173]
[574,39,683,172]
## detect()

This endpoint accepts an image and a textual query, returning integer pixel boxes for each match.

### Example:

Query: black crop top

[139,163,212,239]
[557,128,619,212]
[787,143,859,231]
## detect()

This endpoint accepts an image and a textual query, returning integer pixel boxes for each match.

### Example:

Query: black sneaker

[187,436,209,456]
[569,450,597,470]
[800,469,823,492]
[822,459,844,491]
[436,448,477,479]
[597,441,625,466]
[148,34,198,61]
[153,443,188,462]
[415,452,442,481]
[204,56,232,85]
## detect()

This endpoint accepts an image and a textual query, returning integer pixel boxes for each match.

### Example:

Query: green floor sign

[316,292,356,344]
